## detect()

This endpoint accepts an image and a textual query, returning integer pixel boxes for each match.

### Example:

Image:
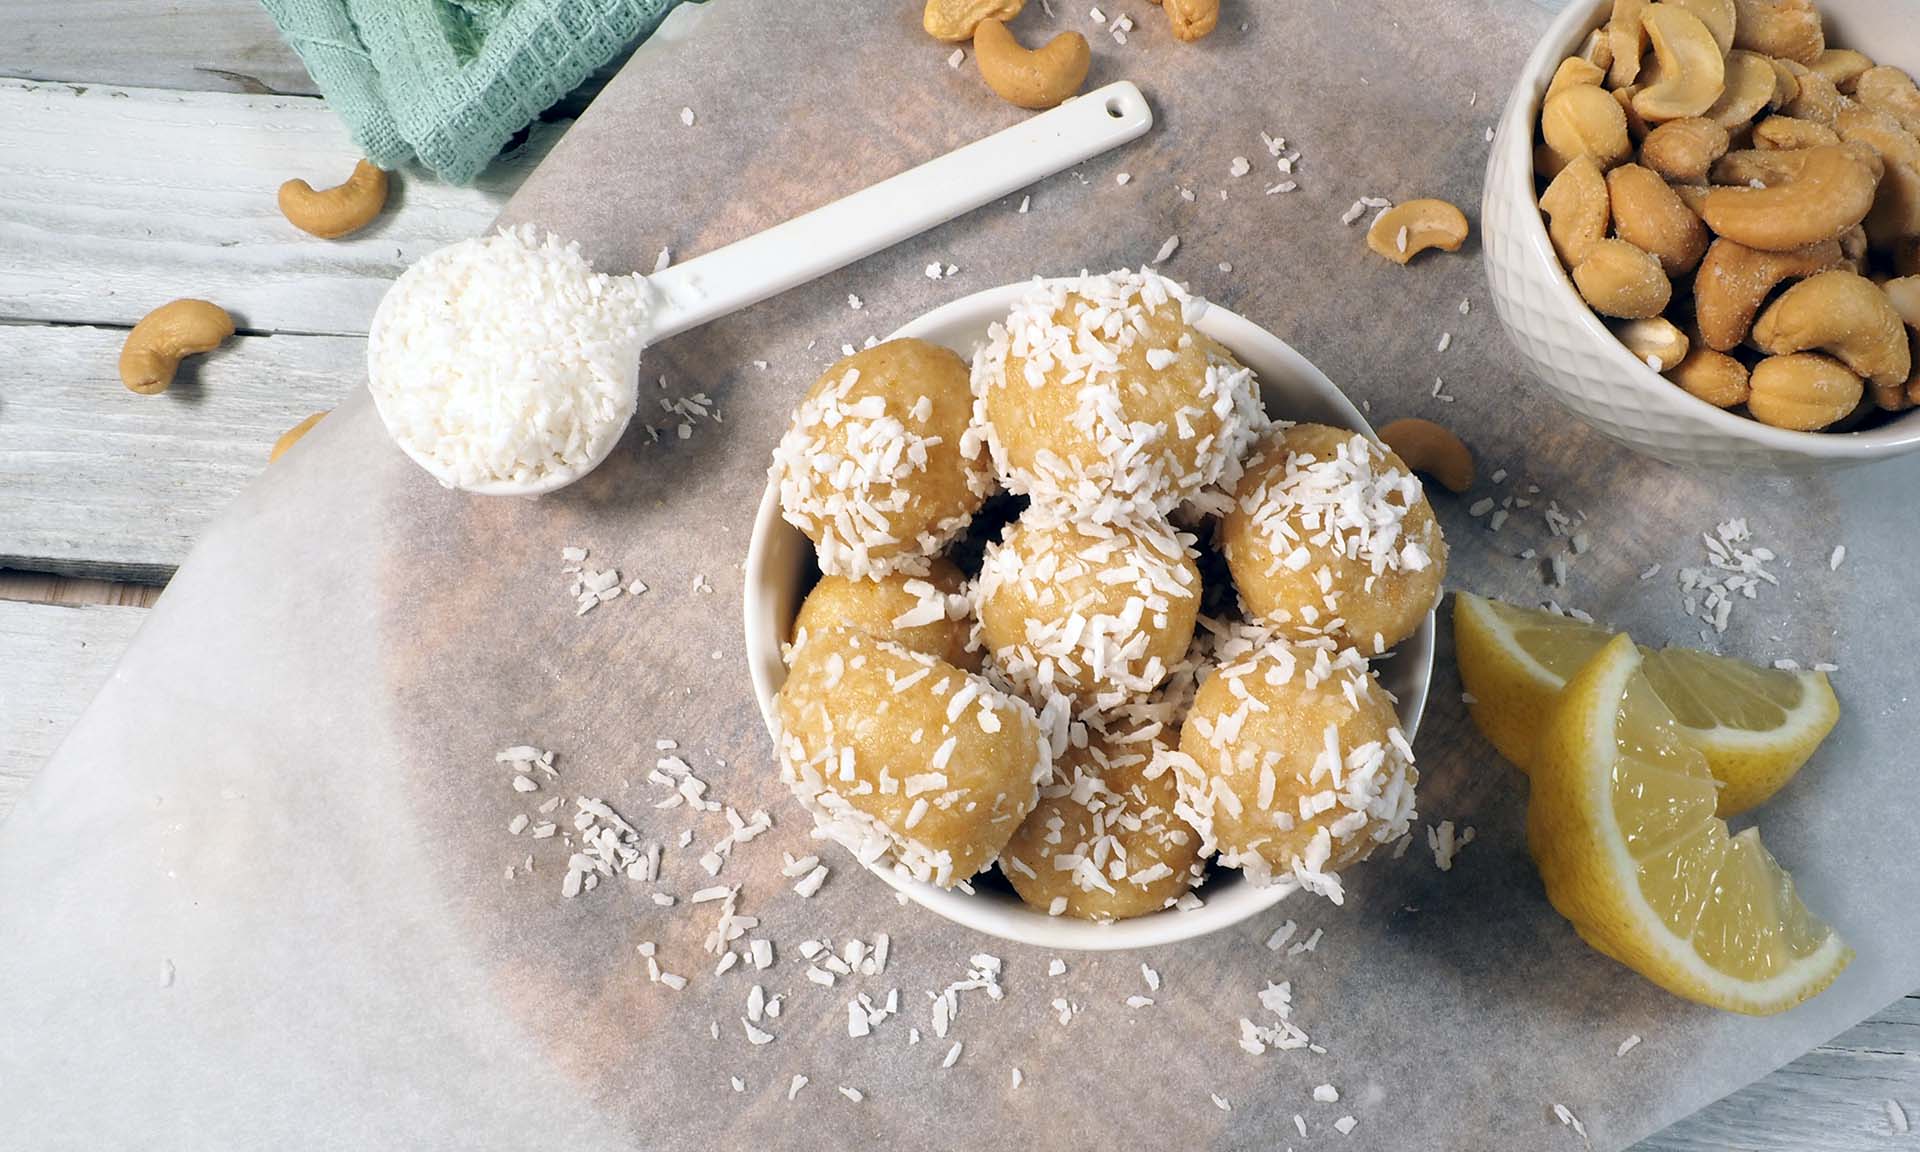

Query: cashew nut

[1748,353,1864,430]
[972,19,1089,110]
[1639,116,1730,182]
[1886,276,1920,329]
[118,299,234,395]
[1161,0,1219,42]
[1697,144,1879,250]
[1540,155,1612,267]
[1615,86,1655,143]
[1779,59,1844,124]
[1365,199,1471,264]
[1572,239,1673,318]
[1607,162,1711,275]
[1543,84,1633,170]
[1376,418,1474,494]
[1833,103,1920,249]
[1705,51,1780,130]
[923,0,1023,41]
[1669,0,1736,56]
[1839,224,1870,272]
[1614,316,1692,371]
[270,412,328,463]
[1547,56,1607,103]
[1669,345,1752,406]
[1767,56,1802,108]
[1608,0,1651,87]
[1811,49,1876,94]
[1633,6,1727,123]
[1731,0,1824,65]
[1752,270,1914,388]
[1750,114,1840,150]
[277,159,388,239]
[1579,26,1615,72]
[1854,66,1920,138]
[1692,236,1844,350]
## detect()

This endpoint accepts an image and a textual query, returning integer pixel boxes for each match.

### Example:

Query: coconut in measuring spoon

[367,225,657,496]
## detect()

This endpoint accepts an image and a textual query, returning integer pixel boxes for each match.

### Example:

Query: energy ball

[1219,422,1446,653]
[774,338,992,579]
[1001,727,1206,921]
[975,512,1201,712]
[776,629,1051,887]
[791,557,978,671]
[1174,632,1417,902]
[972,268,1263,516]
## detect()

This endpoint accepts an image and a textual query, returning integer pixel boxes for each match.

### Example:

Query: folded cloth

[261,0,679,184]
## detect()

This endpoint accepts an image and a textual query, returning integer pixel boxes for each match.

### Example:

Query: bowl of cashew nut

[1484,0,1920,470]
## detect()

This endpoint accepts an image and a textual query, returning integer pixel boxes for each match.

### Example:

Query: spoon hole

[1105,96,1127,118]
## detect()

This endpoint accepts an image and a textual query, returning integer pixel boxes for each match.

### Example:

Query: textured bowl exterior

[1482,0,1920,472]
[743,280,1434,951]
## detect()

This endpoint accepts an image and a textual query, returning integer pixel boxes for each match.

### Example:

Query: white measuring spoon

[452,82,1154,497]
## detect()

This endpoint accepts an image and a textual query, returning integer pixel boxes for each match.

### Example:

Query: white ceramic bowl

[742,281,1435,950]
[1483,0,1920,472]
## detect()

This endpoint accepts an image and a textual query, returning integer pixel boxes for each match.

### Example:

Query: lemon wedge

[1530,634,1851,1015]
[1454,593,1839,815]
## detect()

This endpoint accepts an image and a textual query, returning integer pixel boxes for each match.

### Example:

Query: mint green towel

[261,0,679,185]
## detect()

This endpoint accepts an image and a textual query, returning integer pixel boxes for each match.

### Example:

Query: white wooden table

[0,4,1911,1146]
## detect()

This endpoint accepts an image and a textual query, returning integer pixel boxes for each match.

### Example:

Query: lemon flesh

[1454,593,1839,814]
[1530,634,1851,1015]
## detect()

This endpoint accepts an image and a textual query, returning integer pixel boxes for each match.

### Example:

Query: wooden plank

[0,323,365,582]
[0,599,147,819]
[0,571,162,607]
[0,79,560,336]
[1640,995,1920,1149]
[0,0,317,97]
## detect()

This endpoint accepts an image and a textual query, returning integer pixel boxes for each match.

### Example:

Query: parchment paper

[3,1,1916,1149]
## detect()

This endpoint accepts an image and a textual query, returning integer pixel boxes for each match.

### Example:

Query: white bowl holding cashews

[1483,0,1920,471]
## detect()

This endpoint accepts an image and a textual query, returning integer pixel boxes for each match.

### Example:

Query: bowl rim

[742,278,1435,951]
[1493,0,1920,461]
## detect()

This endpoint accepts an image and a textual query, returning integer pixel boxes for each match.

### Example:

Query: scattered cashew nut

[1697,144,1878,251]
[1608,0,1651,87]
[1579,25,1615,73]
[1731,0,1824,65]
[118,299,234,395]
[1748,353,1863,430]
[1365,199,1470,264]
[1632,6,1726,123]
[1669,345,1752,407]
[1752,269,1914,388]
[1614,316,1691,371]
[1780,59,1844,124]
[1638,116,1729,183]
[271,412,329,463]
[1542,84,1633,171]
[1885,276,1920,330]
[1539,155,1611,266]
[1607,162,1710,275]
[1161,0,1219,41]
[924,0,1023,42]
[278,159,388,240]
[1692,236,1844,350]
[972,19,1089,110]
[1377,419,1474,494]
[1572,238,1672,318]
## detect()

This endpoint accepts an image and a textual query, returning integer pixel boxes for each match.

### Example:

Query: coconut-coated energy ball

[975,512,1201,712]
[776,629,1051,887]
[972,268,1263,516]
[791,557,979,671]
[1001,727,1205,921]
[1174,632,1416,902]
[1219,422,1446,653]
[774,338,992,579]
